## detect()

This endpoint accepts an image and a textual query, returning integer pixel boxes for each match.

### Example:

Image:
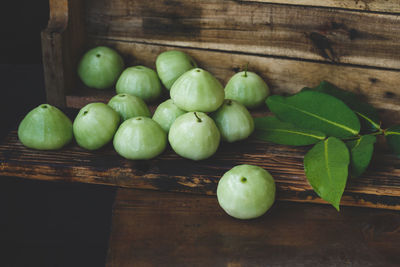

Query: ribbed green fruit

[168,112,220,160]
[108,93,150,121]
[73,103,120,150]
[77,46,124,89]
[113,117,167,160]
[225,71,269,108]
[211,99,254,142]
[170,68,224,112]
[116,66,162,103]
[217,164,276,219]
[156,50,197,90]
[18,104,73,150]
[152,99,186,132]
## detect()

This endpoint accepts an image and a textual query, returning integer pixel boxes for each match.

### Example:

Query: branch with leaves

[254,81,400,211]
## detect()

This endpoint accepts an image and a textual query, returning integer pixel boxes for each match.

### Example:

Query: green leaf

[266,90,360,138]
[304,81,380,132]
[304,137,350,211]
[385,125,400,157]
[254,116,326,146]
[346,135,376,178]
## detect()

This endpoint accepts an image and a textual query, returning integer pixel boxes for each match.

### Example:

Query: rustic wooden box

[2,0,400,209]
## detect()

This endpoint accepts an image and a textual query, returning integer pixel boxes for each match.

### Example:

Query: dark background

[0,1,115,266]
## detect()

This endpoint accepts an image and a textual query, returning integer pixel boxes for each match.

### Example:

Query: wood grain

[71,39,400,126]
[1,129,400,210]
[244,0,400,13]
[85,0,400,69]
[106,189,400,266]
[41,0,85,107]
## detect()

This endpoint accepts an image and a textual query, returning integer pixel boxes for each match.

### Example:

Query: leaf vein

[279,102,358,135]
[261,128,325,140]
[324,139,333,184]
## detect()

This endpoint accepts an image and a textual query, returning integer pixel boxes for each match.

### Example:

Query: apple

[224,70,269,108]
[18,104,73,150]
[152,99,186,132]
[113,117,167,160]
[73,103,120,150]
[170,68,224,112]
[116,66,162,103]
[168,112,220,160]
[108,93,150,121]
[156,50,197,90]
[77,46,124,90]
[211,99,254,142]
[217,164,276,219]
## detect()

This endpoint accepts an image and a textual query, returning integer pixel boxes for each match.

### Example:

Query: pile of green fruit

[18,46,400,217]
[18,46,275,220]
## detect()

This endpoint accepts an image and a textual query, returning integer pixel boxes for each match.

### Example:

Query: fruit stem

[243,62,249,77]
[194,112,202,122]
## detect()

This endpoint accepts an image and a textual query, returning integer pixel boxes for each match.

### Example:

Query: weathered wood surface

[244,1,400,13]
[86,0,400,69]
[68,39,400,126]
[106,189,400,266]
[41,0,85,107]
[1,129,400,210]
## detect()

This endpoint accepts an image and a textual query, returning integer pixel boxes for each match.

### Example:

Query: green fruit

[211,99,254,142]
[77,46,124,90]
[170,68,224,112]
[113,117,167,160]
[108,93,151,121]
[116,66,162,103]
[152,99,186,132]
[18,104,73,150]
[225,71,270,108]
[168,112,220,160]
[73,103,120,150]
[156,50,197,90]
[217,164,276,219]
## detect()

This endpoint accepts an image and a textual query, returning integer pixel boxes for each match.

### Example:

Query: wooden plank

[85,0,400,69]
[244,0,400,13]
[1,130,400,210]
[78,39,400,127]
[106,189,400,266]
[41,0,85,107]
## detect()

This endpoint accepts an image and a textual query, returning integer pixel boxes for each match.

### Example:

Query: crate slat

[72,38,400,126]
[86,0,400,70]
[243,0,400,13]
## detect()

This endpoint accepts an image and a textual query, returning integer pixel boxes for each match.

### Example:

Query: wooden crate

[2,0,400,209]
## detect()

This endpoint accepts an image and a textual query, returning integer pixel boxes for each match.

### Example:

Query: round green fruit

[211,99,254,142]
[156,50,197,90]
[73,103,120,150]
[152,99,186,132]
[224,71,269,108]
[170,68,224,112]
[77,46,124,90]
[113,117,167,160]
[116,66,162,103]
[108,93,150,121]
[217,164,276,219]
[168,112,220,160]
[18,104,73,150]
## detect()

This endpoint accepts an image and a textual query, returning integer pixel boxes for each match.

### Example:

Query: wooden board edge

[242,0,400,13]
[2,163,399,211]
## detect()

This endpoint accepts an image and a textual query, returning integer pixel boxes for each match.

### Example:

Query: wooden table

[2,128,400,266]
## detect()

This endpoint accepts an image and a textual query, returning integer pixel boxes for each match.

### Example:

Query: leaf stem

[342,129,383,141]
